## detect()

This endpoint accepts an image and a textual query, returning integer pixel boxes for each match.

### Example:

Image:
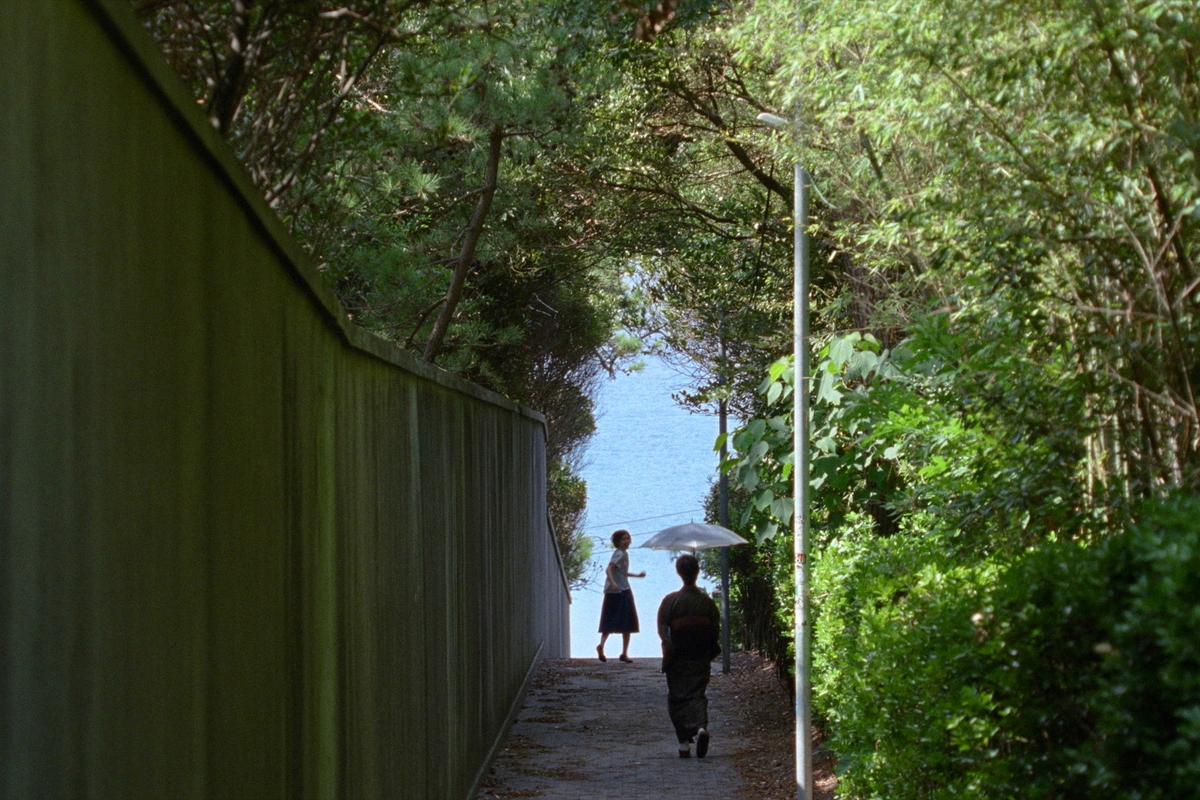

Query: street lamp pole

[757,111,812,800]
[718,337,732,675]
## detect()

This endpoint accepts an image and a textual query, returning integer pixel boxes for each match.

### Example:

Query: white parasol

[640,521,749,553]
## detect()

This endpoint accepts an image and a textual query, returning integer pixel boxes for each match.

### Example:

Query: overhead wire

[582,508,705,532]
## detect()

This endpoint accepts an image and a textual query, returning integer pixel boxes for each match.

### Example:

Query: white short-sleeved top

[605,548,631,593]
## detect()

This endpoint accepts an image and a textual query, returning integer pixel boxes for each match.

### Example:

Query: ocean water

[570,356,722,658]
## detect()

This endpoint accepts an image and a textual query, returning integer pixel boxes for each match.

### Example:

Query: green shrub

[815,494,1200,799]
[815,532,1008,799]
[1068,495,1200,798]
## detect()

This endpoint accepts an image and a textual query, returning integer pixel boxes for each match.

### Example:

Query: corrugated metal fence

[0,1,570,797]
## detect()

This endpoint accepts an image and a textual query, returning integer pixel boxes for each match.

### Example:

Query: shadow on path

[476,657,750,800]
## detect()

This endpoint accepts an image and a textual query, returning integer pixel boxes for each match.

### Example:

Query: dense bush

[814,494,1200,799]
[698,481,795,676]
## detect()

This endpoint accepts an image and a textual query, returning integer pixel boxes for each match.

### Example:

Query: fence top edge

[82,0,546,428]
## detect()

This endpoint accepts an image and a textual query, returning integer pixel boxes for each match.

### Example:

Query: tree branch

[723,138,792,206]
[424,125,504,363]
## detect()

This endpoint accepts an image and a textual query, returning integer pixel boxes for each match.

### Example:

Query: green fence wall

[0,1,569,797]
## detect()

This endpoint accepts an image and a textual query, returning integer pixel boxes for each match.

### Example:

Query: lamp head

[756,112,791,130]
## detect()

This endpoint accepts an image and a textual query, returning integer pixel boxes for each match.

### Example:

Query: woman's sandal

[596,645,607,662]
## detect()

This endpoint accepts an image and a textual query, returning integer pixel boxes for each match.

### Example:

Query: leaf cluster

[732,0,1200,492]
[815,493,1200,799]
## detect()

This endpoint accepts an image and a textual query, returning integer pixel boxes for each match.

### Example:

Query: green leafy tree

[134,0,645,587]
[721,0,1200,792]
[733,0,1200,496]
[133,0,460,212]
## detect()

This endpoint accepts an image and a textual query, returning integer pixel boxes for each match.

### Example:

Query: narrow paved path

[476,657,750,800]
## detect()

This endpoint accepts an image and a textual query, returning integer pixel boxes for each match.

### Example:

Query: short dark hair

[675,554,700,584]
[612,529,631,546]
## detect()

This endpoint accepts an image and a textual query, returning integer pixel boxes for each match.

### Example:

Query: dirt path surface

[476,656,746,800]
[475,652,835,800]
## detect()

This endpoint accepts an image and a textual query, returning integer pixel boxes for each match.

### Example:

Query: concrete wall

[0,1,569,797]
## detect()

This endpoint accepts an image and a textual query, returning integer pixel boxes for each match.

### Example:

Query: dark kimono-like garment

[657,585,721,743]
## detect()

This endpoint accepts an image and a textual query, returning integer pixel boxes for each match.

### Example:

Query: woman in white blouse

[596,529,646,662]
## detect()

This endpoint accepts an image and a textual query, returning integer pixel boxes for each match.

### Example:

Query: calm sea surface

[570,356,721,658]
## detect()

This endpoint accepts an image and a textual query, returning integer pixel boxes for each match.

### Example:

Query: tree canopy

[137,1,1200,792]
[719,1,1200,794]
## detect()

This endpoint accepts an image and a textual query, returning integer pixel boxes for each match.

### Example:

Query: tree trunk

[423,125,504,363]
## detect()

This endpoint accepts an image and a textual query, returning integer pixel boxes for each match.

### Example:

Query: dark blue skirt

[598,589,640,634]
